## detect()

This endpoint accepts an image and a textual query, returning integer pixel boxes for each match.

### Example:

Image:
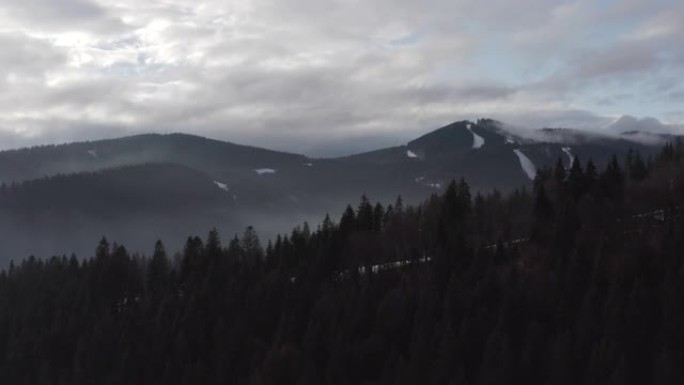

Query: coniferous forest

[2,142,684,384]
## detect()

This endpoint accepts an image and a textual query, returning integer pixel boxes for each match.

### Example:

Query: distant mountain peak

[606,115,672,135]
[407,121,475,157]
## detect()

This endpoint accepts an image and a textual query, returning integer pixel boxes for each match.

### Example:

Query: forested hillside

[1,142,683,384]
[0,121,668,263]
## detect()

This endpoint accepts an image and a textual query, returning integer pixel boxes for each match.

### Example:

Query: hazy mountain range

[0,118,676,263]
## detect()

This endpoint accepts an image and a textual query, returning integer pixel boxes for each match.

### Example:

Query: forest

[1,141,684,384]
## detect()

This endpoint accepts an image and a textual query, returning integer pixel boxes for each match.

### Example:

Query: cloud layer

[0,0,682,155]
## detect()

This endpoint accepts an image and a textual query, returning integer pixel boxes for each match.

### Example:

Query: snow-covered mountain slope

[467,123,485,149]
[562,147,573,168]
[513,149,537,180]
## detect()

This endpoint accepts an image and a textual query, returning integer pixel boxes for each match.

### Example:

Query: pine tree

[373,203,384,232]
[96,237,110,260]
[585,159,598,186]
[457,178,472,214]
[180,236,204,282]
[205,228,222,260]
[241,226,263,261]
[602,155,624,198]
[339,204,356,236]
[568,155,584,199]
[321,214,334,235]
[675,138,684,161]
[147,240,169,300]
[629,151,648,182]
[626,148,635,172]
[356,195,374,231]
[554,157,567,184]
[227,235,242,261]
[394,196,404,214]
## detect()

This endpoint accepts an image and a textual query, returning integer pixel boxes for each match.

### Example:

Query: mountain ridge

[0,118,679,262]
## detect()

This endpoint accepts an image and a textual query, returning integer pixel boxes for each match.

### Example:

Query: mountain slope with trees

[0,119,671,263]
[1,140,683,384]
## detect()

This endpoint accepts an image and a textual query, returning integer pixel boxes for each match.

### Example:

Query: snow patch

[254,168,277,175]
[304,162,313,167]
[562,147,573,168]
[467,124,485,149]
[406,149,418,159]
[213,181,237,200]
[359,255,433,276]
[213,181,230,192]
[415,176,441,189]
[505,138,516,144]
[335,255,433,279]
[634,209,666,222]
[485,238,530,250]
[87,149,98,158]
[513,149,537,180]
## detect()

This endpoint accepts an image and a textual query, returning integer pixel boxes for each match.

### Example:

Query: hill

[0,139,682,383]
[0,119,674,261]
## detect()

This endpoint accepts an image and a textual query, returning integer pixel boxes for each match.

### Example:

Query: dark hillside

[1,140,683,384]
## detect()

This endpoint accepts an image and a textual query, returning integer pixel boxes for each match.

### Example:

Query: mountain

[2,133,683,384]
[605,115,675,134]
[341,119,664,190]
[0,133,308,185]
[0,119,676,262]
[0,163,239,259]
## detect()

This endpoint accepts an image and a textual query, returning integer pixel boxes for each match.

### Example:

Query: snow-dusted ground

[330,256,433,280]
[513,149,537,180]
[414,176,441,189]
[485,238,530,250]
[562,147,573,168]
[360,256,433,275]
[87,149,98,158]
[467,124,485,149]
[634,209,666,222]
[213,181,230,192]
[289,206,683,284]
[254,168,277,175]
[406,149,418,158]
[213,181,237,200]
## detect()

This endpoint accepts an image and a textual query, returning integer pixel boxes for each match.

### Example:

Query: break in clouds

[0,0,682,156]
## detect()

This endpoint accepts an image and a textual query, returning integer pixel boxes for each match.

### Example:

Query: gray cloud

[2,0,126,34]
[0,33,67,79]
[575,43,658,79]
[0,0,681,155]
[605,115,683,135]
[492,108,614,131]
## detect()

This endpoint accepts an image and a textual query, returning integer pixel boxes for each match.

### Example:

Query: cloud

[0,0,681,155]
[604,115,683,135]
[574,43,658,79]
[0,0,126,34]
[0,33,67,80]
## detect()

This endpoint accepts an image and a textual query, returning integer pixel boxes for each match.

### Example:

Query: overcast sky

[0,0,682,156]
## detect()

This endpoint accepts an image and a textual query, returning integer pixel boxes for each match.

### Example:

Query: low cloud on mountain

[604,115,683,135]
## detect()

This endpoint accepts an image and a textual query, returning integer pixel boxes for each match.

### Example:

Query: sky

[0,0,682,156]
